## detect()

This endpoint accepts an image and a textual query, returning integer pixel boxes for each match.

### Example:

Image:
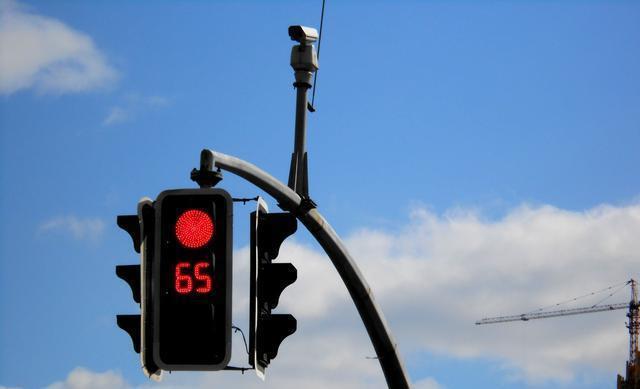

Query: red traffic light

[155,189,233,370]
[175,209,214,249]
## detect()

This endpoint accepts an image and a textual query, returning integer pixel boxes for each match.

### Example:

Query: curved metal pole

[207,150,411,389]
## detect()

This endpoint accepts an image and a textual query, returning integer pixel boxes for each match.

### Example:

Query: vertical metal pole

[287,27,319,198]
[289,83,310,196]
[293,84,308,160]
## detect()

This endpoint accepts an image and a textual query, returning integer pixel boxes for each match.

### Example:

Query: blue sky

[1,1,639,388]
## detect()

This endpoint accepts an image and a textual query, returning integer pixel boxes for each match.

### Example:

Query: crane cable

[589,280,631,308]
[525,279,631,315]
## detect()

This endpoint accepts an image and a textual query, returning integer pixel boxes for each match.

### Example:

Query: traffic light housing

[116,198,161,379]
[153,188,233,370]
[249,200,298,377]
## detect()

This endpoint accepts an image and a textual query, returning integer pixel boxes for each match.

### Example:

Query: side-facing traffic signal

[116,198,161,379]
[249,199,298,377]
[153,188,233,370]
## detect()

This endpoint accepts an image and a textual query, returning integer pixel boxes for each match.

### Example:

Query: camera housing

[288,25,319,45]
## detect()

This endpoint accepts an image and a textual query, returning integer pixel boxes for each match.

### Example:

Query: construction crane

[476,279,640,389]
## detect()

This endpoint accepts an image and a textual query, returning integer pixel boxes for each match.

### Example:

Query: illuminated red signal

[175,209,214,248]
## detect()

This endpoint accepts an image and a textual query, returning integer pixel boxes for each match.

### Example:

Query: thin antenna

[308,0,326,113]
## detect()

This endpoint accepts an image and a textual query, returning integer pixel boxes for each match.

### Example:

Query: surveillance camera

[288,25,318,45]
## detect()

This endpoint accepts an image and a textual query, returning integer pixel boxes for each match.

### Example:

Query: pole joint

[191,149,223,188]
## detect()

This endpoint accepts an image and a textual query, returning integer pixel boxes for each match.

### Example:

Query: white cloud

[139,94,169,108]
[103,106,128,126]
[46,367,129,389]
[39,215,105,242]
[47,202,640,388]
[103,93,170,126]
[179,201,640,387]
[0,0,117,95]
[317,202,640,383]
[414,377,444,389]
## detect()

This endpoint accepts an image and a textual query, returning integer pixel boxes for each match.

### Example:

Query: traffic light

[153,188,233,370]
[116,198,161,379]
[249,200,298,377]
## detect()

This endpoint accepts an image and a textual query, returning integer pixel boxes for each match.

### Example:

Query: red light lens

[175,209,214,249]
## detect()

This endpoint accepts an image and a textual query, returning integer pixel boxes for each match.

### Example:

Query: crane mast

[622,279,640,389]
[628,279,639,364]
[476,279,639,389]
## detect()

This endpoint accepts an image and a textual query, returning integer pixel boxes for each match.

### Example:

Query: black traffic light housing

[152,188,233,371]
[116,198,161,379]
[249,200,298,377]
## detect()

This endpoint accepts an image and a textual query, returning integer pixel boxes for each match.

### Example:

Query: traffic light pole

[204,149,411,389]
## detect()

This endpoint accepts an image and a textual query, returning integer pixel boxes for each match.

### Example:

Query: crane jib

[475,302,630,325]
